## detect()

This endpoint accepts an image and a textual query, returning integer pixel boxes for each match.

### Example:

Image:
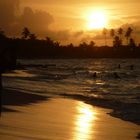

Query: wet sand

[1,91,140,140]
[1,88,48,112]
[61,93,140,125]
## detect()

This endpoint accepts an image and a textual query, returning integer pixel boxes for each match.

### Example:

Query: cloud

[0,0,85,44]
[0,0,19,30]
[44,30,84,45]
[0,0,54,36]
[18,7,54,32]
[73,31,84,37]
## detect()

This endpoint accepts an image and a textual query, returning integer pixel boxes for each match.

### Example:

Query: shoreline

[1,88,140,139]
[1,96,139,140]
[60,93,140,126]
[2,88,140,125]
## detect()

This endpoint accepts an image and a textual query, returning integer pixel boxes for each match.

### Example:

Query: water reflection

[73,102,96,140]
[3,70,35,77]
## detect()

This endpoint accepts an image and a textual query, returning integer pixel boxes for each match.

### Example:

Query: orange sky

[1,0,140,45]
[21,0,140,29]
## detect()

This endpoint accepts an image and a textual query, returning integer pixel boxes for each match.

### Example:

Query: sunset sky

[0,0,140,45]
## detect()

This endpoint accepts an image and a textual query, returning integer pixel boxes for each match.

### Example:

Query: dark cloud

[50,30,71,40]
[18,7,54,32]
[0,0,54,36]
[73,31,84,37]
[0,0,19,30]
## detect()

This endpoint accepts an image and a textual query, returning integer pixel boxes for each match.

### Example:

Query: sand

[0,89,140,140]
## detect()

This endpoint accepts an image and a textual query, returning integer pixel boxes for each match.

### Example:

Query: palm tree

[118,28,123,44]
[68,43,74,48]
[103,28,107,46]
[110,29,115,46]
[125,27,133,45]
[29,33,37,40]
[89,41,95,47]
[79,42,88,47]
[46,37,54,47]
[54,41,60,47]
[113,36,121,48]
[21,27,30,39]
[129,38,136,49]
[118,28,123,36]
[110,29,115,38]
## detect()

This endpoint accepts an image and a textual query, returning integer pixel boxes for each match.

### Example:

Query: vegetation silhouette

[103,28,107,46]
[125,27,133,44]
[21,27,31,39]
[0,26,139,60]
[118,28,123,44]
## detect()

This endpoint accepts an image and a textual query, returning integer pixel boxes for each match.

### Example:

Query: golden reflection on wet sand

[73,102,97,140]
[1,98,140,140]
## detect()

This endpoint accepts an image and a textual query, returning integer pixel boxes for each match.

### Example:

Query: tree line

[103,27,136,48]
[20,27,137,48]
[0,27,140,59]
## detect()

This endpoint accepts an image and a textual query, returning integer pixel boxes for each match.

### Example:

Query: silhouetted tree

[68,43,74,48]
[0,29,6,39]
[45,37,54,47]
[21,27,30,39]
[103,28,107,46]
[89,41,95,47]
[125,27,133,45]
[129,38,136,49]
[79,42,88,48]
[110,29,115,38]
[29,33,37,40]
[113,36,122,48]
[54,41,60,47]
[118,28,123,36]
[118,28,123,44]
[110,29,115,46]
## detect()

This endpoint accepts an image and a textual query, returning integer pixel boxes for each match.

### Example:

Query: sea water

[3,59,140,104]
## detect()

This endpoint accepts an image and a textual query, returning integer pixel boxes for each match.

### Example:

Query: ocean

[3,58,140,104]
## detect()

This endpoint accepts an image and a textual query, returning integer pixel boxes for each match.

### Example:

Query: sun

[85,10,108,30]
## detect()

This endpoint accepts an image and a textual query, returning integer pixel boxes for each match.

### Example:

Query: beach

[1,59,140,139]
[1,88,140,140]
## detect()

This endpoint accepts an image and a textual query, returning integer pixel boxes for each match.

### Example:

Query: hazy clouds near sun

[0,0,85,44]
[0,0,19,29]
[19,7,54,31]
[0,0,54,36]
